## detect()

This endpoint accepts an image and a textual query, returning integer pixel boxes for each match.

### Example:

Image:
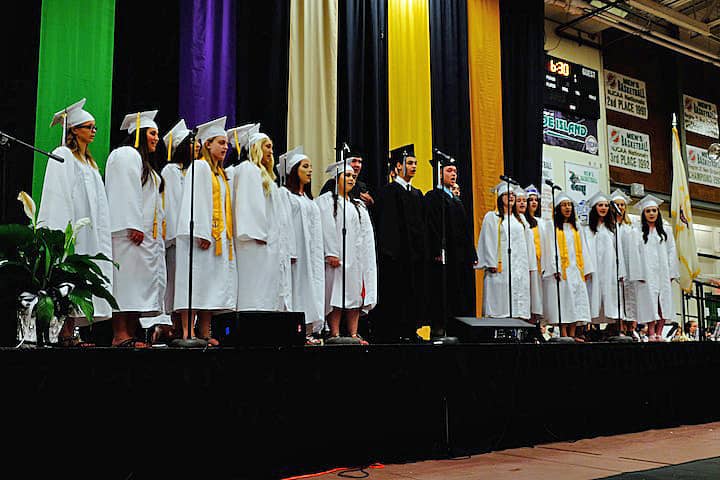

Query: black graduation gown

[372,180,427,342]
[424,188,477,335]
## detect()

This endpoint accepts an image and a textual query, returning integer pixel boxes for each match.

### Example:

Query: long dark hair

[285,162,314,199]
[332,174,362,224]
[553,202,577,231]
[496,194,523,224]
[589,203,616,234]
[524,194,539,228]
[171,134,194,171]
[121,127,165,193]
[641,209,668,243]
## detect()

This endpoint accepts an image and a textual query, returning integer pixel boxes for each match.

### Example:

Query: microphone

[433,148,454,162]
[500,174,519,185]
[545,179,561,190]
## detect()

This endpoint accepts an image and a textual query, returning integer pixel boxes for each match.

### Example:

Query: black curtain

[336,0,388,195]
[111,0,180,149]
[429,0,473,221]
[499,0,544,188]
[236,1,291,154]
[0,2,41,224]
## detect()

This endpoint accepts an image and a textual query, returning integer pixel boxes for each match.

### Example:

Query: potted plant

[0,192,118,347]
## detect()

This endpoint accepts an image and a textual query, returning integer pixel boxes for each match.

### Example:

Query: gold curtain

[467,0,504,315]
[388,0,433,192]
[287,0,338,196]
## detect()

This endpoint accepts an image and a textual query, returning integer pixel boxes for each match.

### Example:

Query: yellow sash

[496,215,503,273]
[557,225,584,281]
[205,158,234,260]
[532,226,541,272]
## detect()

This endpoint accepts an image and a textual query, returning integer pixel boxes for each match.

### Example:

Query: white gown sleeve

[37,147,75,230]
[175,160,214,242]
[105,146,144,233]
[525,223,538,273]
[477,212,499,270]
[627,227,646,282]
[232,162,268,242]
[580,226,596,276]
[541,220,559,278]
[665,225,680,280]
[316,192,340,258]
[360,204,378,312]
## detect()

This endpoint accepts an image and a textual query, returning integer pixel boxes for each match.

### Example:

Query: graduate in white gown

[627,194,680,342]
[316,162,377,344]
[584,192,626,327]
[232,129,295,312]
[541,191,595,339]
[278,146,325,341]
[37,98,113,346]
[514,186,543,324]
[523,184,545,320]
[611,189,637,335]
[174,117,237,346]
[477,182,534,319]
[105,110,167,347]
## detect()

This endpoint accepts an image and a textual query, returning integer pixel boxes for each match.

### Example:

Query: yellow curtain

[388,0,433,193]
[287,0,338,196]
[468,0,504,315]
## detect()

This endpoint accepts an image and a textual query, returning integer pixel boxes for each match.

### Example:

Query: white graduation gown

[105,146,166,315]
[281,187,325,332]
[477,212,534,319]
[585,224,626,322]
[37,146,113,324]
[160,163,187,314]
[628,224,680,323]
[541,222,595,325]
[173,160,237,311]
[233,161,294,311]
[316,192,378,315]
[618,223,638,322]
[525,218,545,317]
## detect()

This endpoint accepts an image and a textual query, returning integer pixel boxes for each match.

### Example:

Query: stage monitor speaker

[213,311,305,347]
[448,317,536,343]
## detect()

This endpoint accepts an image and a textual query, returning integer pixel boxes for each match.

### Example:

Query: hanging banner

[564,162,600,224]
[541,153,554,220]
[604,70,648,119]
[687,144,720,188]
[607,125,651,173]
[543,108,598,155]
[683,94,719,138]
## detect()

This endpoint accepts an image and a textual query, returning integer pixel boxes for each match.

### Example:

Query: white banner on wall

[564,162,600,224]
[541,154,554,220]
[604,70,648,119]
[686,144,720,188]
[607,125,651,173]
[683,94,719,138]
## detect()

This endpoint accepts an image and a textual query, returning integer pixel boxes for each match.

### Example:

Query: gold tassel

[167,132,172,162]
[234,130,240,156]
[134,112,140,148]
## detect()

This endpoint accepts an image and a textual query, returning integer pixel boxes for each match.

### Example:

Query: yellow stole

[557,224,584,281]
[496,214,504,273]
[204,158,234,260]
[532,226,541,272]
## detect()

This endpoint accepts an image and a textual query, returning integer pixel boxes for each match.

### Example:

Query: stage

[2,341,719,479]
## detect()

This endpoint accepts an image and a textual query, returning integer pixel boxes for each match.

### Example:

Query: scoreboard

[544,54,600,119]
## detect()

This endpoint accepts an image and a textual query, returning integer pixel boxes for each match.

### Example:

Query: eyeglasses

[75,125,98,132]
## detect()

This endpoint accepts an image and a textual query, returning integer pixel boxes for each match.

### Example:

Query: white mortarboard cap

[635,194,663,212]
[525,184,540,196]
[586,191,611,208]
[514,186,528,198]
[248,124,269,149]
[120,110,158,134]
[492,181,512,197]
[227,123,256,151]
[325,159,354,177]
[553,191,573,207]
[610,188,631,204]
[50,98,95,129]
[281,146,308,175]
[196,116,227,144]
[163,119,190,152]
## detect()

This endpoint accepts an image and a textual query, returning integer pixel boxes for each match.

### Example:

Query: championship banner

[686,144,720,188]
[543,108,598,155]
[604,70,648,119]
[683,94,719,138]
[564,162,599,224]
[607,125,651,173]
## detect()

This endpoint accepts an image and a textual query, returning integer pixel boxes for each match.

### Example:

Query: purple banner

[179,0,237,129]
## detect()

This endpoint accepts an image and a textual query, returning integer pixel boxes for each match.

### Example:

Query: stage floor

[2,342,719,479]
[301,422,720,480]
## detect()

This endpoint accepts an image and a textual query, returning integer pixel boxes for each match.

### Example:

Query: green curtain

[32,0,115,201]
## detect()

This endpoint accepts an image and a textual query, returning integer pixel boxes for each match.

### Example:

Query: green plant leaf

[68,289,95,324]
[35,294,55,331]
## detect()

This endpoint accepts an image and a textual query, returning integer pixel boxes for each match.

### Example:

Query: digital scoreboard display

[544,54,600,119]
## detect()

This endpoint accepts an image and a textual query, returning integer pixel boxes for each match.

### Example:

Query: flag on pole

[670,114,700,292]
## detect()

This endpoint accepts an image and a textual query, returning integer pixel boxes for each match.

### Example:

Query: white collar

[395,176,412,190]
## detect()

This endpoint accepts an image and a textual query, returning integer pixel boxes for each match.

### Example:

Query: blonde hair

[249,138,276,195]
[201,138,223,174]
[65,130,98,169]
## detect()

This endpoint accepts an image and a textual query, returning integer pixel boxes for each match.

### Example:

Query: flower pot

[16,308,63,347]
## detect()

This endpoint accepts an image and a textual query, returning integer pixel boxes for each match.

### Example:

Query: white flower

[71,218,92,243]
[56,282,75,298]
[17,191,36,226]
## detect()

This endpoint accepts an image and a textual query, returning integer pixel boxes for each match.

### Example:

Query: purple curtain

[179,0,236,129]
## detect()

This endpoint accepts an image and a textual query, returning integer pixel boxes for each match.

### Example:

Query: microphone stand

[547,184,572,342]
[609,206,632,342]
[505,176,513,319]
